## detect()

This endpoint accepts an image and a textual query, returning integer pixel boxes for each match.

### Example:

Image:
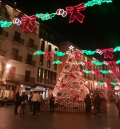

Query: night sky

[7,0,120,61]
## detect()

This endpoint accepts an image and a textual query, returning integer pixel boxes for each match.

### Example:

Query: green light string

[98,82,119,85]
[100,70,108,74]
[84,0,112,7]
[111,82,117,85]
[92,61,103,65]
[83,70,91,73]
[98,82,104,85]
[0,21,13,27]
[116,60,120,64]
[36,13,56,21]
[52,60,62,64]
[54,51,66,56]
[82,50,96,55]
[114,47,120,52]
[33,50,45,55]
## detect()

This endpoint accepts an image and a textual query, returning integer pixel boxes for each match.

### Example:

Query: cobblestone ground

[0,103,120,129]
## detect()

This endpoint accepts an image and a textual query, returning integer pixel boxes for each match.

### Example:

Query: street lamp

[6,64,11,69]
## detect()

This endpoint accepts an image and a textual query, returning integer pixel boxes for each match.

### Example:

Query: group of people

[14,91,42,115]
[14,91,55,115]
[84,93,103,115]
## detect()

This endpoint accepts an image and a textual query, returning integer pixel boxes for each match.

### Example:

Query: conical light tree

[53,53,89,107]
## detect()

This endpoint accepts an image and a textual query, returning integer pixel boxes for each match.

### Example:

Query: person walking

[84,94,91,114]
[49,94,55,112]
[20,92,27,115]
[37,91,42,114]
[29,92,33,114]
[94,93,102,116]
[31,91,38,115]
[116,98,120,116]
[14,92,21,114]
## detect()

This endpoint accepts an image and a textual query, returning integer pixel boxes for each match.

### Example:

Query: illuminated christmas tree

[53,53,89,107]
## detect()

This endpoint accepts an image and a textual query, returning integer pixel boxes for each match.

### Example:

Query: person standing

[31,91,38,115]
[29,92,33,114]
[37,91,42,114]
[94,94,102,116]
[116,98,120,116]
[84,94,91,114]
[14,92,21,114]
[49,94,55,112]
[20,92,27,115]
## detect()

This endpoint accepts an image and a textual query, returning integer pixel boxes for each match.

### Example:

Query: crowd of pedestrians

[14,91,55,115]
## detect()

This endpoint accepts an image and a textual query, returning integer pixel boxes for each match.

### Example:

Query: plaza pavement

[0,103,120,129]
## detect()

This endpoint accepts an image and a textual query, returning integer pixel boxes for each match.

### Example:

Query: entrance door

[25,71,31,82]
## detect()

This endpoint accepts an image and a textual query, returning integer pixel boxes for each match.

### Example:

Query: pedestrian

[31,91,38,115]
[20,92,27,115]
[29,92,33,114]
[14,92,21,114]
[94,93,102,116]
[116,98,120,116]
[37,91,42,114]
[49,94,55,112]
[84,94,91,114]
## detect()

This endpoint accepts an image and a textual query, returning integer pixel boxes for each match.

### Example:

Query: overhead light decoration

[66,51,71,55]
[54,51,66,56]
[13,18,21,26]
[36,13,56,21]
[0,21,12,27]
[95,49,103,55]
[52,60,62,64]
[33,50,45,55]
[92,61,103,65]
[82,50,95,55]
[21,15,36,32]
[84,0,112,7]
[56,9,67,17]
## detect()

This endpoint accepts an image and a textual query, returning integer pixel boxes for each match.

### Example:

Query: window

[12,48,18,60]
[25,70,31,82]
[29,38,34,47]
[45,70,49,84]
[37,67,43,82]
[53,72,57,84]
[40,41,45,66]
[47,45,51,68]
[27,54,32,64]
[54,48,58,59]
[14,31,20,42]
[54,59,57,70]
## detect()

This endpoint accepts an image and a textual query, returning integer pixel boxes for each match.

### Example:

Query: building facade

[0,0,119,101]
[0,1,59,99]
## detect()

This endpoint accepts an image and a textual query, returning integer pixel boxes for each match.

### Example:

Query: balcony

[27,42,37,50]
[26,60,36,66]
[0,30,9,38]
[11,55,22,62]
[0,10,10,20]
[0,49,6,57]
[7,73,35,83]
[13,36,24,45]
